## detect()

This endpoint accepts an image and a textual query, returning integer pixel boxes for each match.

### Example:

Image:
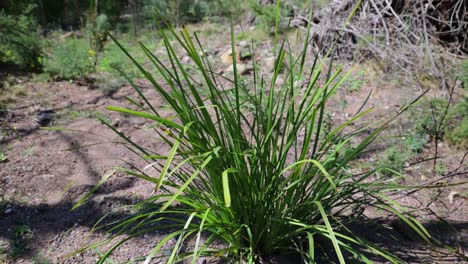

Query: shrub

[409,96,468,148]
[249,0,296,32]
[452,60,468,90]
[43,38,95,80]
[446,96,468,148]
[0,5,42,70]
[98,42,141,79]
[378,146,407,177]
[414,98,449,141]
[77,24,432,264]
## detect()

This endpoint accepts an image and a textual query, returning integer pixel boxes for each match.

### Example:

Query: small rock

[85,97,99,105]
[36,110,55,126]
[224,63,253,75]
[112,118,120,127]
[4,208,13,214]
[448,191,459,204]
[239,40,248,48]
[220,47,241,65]
[181,56,191,64]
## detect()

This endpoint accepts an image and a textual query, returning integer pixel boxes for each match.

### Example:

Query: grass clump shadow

[74,17,436,264]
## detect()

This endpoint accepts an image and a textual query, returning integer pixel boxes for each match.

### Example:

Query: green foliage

[248,0,298,32]
[98,42,141,79]
[378,146,406,177]
[445,96,468,147]
[452,60,468,90]
[343,69,366,92]
[75,19,433,262]
[0,151,7,162]
[10,223,33,259]
[404,132,427,153]
[96,14,112,33]
[414,98,448,140]
[0,143,10,162]
[249,0,281,31]
[43,38,95,80]
[409,96,468,148]
[198,0,247,20]
[0,5,43,70]
[91,13,112,52]
[139,0,202,26]
[140,0,246,27]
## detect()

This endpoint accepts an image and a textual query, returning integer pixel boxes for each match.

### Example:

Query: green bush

[0,5,42,70]
[98,42,141,79]
[249,0,295,32]
[452,60,468,90]
[409,96,468,148]
[446,96,468,148]
[43,38,95,80]
[378,146,407,177]
[413,97,448,140]
[77,22,432,264]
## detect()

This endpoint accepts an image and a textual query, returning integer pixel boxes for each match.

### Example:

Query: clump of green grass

[11,224,33,259]
[75,18,433,263]
[43,38,95,80]
[98,42,142,79]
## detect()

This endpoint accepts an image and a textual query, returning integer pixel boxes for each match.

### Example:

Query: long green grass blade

[313,201,345,264]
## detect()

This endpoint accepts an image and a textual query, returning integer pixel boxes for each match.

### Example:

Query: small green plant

[451,60,468,90]
[435,163,448,176]
[31,72,52,83]
[378,146,406,177]
[0,144,9,162]
[98,42,141,79]
[404,132,427,153]
[0,152,7,162]
[445,96,468,148]
[343,69,366,93]
[92,13,112,52]
[11,224,33,259]
[33,253,52,264]
[44,38,95,80]
[414,98,449,140]
[409,96,468,148]
[249,0,291,32]
[21,147,34,157]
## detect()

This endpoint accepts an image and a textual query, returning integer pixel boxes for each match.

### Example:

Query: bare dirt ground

[0,55,467,263]
[0,81,176,263]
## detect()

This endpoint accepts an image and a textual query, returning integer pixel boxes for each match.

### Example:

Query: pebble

[85,97,99,104]
[4,208,13,214]
[112,118,120,127]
